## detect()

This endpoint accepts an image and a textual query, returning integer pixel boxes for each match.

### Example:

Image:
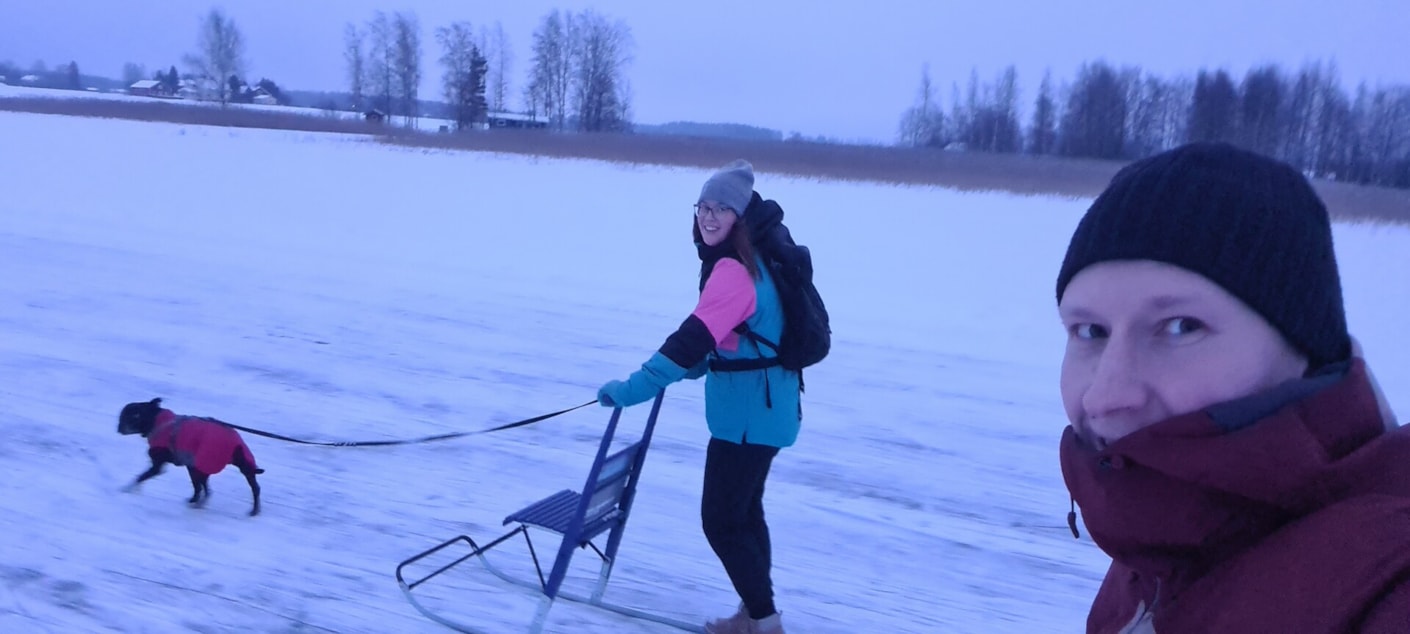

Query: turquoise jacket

[599,256,801,448]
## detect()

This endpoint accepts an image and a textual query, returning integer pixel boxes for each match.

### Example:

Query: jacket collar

[1061,359,1394,587]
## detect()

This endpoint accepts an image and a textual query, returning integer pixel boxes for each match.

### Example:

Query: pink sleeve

[693,258,757,347]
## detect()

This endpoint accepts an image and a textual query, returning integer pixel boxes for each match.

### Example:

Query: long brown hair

[693,215,760,279]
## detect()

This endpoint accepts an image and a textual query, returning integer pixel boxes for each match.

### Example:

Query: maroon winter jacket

[148,409,259,476]
[1061,359,1410,633]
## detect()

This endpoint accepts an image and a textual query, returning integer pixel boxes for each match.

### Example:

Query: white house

[128,79,163,97]
[177,78,218,101]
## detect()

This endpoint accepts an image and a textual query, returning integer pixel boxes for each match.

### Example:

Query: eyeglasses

[693,203,733,218]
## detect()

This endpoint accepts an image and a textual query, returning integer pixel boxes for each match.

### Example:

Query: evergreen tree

[1239,65,1285,156]
[1188,69,1238,143]
[256,78,286,104]
[1059,61,1127,159]
[1028,70,1057,154]
[437,22,489,130]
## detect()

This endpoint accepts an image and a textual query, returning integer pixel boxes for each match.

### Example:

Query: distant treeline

[7,11,1408,185]
[899,60,1410,189]
[0,60,125,92]
[636,121,784,142]
[337,8,632,133]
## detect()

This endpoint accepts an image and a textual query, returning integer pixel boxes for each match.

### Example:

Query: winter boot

[748,612,785,634]
[704,605,749,634]
[704,605,785,634]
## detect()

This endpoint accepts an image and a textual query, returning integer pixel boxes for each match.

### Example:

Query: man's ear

[1352,337,1398,430]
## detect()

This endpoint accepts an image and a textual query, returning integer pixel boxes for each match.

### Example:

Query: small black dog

[118,398,265,516]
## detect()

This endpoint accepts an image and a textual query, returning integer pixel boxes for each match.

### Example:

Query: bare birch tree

[183,8,246,106]
[898,64,943,147]
[392,12,422,127]
[476,21,513,114]
[570,9,633,132]
[528,9,574,129]
[343,23,366,112]
[366,12,395,117]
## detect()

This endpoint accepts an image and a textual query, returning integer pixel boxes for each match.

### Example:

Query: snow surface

[0,109,1405,633]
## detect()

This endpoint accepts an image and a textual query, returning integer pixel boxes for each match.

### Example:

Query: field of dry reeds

[3,96,1406,224]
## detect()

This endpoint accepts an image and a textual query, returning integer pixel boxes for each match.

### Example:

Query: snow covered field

[0,109,1405,633]
[0,83,460,132]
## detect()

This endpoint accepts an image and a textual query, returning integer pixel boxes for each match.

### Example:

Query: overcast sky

[3,0,1408,143]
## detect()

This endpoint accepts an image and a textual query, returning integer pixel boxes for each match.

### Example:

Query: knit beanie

[1055,142,1350,370]
[698,159,755,217]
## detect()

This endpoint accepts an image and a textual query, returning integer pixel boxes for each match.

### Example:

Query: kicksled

[394,392,704,633]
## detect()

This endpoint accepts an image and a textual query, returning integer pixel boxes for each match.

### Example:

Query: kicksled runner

[395,392,704,633]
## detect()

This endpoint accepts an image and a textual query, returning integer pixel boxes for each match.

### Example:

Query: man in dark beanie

[1055,142,1407,633]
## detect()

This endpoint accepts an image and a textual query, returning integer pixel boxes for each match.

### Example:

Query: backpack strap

[707,324,783,407]
[735,326,806,393]
[709,356,780,372]
[738,326,780,354]
[708,324,780,372]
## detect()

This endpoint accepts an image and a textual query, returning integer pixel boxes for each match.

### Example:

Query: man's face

[1059,260,1308,448]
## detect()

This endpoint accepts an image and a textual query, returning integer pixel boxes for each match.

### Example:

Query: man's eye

[1162,317,1205,336]
[1071,323,1107,340]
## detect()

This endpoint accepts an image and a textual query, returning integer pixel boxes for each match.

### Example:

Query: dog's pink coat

[148,409,259,475]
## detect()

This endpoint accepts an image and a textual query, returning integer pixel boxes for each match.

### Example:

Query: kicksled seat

[395,392,701,633]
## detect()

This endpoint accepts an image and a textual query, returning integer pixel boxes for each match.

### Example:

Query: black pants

[701,437,780,620]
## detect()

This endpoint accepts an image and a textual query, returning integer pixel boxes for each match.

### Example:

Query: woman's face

[695,201,738,247]
[1058,260,1308,448]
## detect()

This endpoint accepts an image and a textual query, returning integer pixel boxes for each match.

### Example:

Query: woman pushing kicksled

[598,160,807,634]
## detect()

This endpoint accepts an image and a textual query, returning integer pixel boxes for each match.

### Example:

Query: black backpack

[712,195,831,380]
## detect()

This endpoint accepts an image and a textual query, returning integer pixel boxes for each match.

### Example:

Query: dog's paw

[249,505,260,517]
[121,482,141,494]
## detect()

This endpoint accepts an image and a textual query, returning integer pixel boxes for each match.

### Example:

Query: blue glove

[597,353,691,408]
[597,381,625,407]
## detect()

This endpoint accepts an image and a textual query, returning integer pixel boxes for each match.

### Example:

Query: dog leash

[215,400,599,447]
